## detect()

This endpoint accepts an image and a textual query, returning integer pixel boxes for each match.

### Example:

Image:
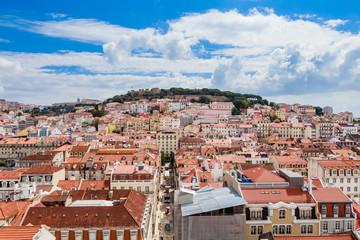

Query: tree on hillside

[199,95,211,104]
[232,107,241,115]
[315,106,323,116]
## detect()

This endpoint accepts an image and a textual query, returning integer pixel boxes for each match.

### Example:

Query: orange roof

[272,155,307,164]
[275,233,353,240]
[79,180,110,190]
[0,225,47,240]
[0,168,28,179]
[317,160,356,170]
[311,188,351,203]
[242,167,286,183]
[57,180,81,190]
[242,188,314,204]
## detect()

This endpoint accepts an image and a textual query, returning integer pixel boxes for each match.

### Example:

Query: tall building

[156,131,179,157]
[323,106,333,117]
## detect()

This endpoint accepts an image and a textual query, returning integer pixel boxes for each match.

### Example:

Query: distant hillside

[105,88,270,109]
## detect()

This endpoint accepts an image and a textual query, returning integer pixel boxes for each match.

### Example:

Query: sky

[0,0,360,115]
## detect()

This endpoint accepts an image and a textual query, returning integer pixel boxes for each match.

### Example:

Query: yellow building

[242,188,320,240]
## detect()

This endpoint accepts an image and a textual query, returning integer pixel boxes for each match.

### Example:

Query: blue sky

[0,0,360,115]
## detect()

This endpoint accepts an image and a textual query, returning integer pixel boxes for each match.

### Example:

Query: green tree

[198,95,211,104]
[161,151,166,166]
[314,106,323,116]
[170,151,175,165]
[92,118,100,131]
[232,107,241,115]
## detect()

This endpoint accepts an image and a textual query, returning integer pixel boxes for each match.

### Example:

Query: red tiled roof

[0,225,47,240]
[22,190,147,229]
[311,188,351,203]
[57,180,81,190]
[275,233,353,240]
[242,188,314,204]
[0,168,28,179]
[23,164,63,175]
[242,167,286,183]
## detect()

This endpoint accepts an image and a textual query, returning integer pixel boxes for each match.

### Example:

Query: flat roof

[180,187,247,217]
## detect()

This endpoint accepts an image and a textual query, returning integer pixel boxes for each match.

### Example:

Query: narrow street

[153,164,174,240]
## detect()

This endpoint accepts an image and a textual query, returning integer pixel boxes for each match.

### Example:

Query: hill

[105,88,270,109]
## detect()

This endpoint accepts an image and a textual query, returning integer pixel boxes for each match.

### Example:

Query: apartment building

[242,187,319,240]
[156,131,179,157]
[311,117,334,139]
[310,160,360,198]
[312,188,355,234]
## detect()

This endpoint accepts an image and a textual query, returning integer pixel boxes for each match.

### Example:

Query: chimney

[308,178,312,195]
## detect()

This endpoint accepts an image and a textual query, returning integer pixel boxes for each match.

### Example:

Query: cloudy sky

[0,0,360,115]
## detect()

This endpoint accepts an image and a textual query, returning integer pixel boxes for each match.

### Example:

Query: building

[20,164,65,187]
[0,168,28,201]
[323,106,333,117]
[174,187,247,240]
[312,188,355,234]
[309,160,360,198]
[22,189,152,240]
[270,155,308,176]
[311,117,334,139]
[106,163,157,194]
[242,187,319,240]
[156,131,179,157]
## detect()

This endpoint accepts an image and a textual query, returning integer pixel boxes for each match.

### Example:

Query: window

[279,225,285,234]
[279,209,286,219]
[346,204,351,217]
[347,170,351,175]
[340,187,344,191]
[354,170,358,175]
[347,178,351,183]
[323,222,328,232]
[347,221,353,230]
[355,187,358,192]
[251,226,256,235]
[258,226,263,235]
[355,178,358,183]
[325,178,329,183]
[273,225,278,235]
[334,205,339,217]
[308,225,313,234]
[340,170,344,175]
[321,205,327,217]
[347,187,351,192]
[335,221,340,231]
[332,170,337,175]
[333,178,337,183]
[301,225,306,234]
[286,225,291,234]
[340,178,344,183]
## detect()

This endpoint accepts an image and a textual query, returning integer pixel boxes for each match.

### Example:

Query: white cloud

[324,19,348,28]
[0,10,359,115]
[48,13,68,19]
[0,38,9,43]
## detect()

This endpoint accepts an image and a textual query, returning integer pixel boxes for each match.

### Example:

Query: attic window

[85,213,89,217]
[122,156,126,160]
[95,213,98,217]
[260,191,269,194]
[38,214,42,218]
[52,214,56,218]
[62,214,66,218]
[107,213,110,217]
[75,214,79,217]
[271,191,280,194]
